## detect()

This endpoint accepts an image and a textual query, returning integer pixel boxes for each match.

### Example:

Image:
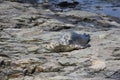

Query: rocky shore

[0,1,120,80]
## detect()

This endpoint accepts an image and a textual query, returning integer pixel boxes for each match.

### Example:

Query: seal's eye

[69,40,73,43]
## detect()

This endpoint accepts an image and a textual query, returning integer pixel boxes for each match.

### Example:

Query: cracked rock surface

[0,1,120,80]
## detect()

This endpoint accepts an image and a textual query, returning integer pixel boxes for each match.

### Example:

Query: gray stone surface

[0,1,120,80]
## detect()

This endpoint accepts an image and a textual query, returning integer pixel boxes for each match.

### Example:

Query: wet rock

[108,70,120,80]
[46,31,90,52]
[97,20,120,28]
[57,1,79,8]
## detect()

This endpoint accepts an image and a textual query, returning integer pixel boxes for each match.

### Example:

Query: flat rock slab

[58,10,98,18]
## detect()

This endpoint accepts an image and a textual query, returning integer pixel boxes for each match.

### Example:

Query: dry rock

[111,47,120,57]
[42,62,63,72]
[49,76,72,80]
[27,46,39,52]
[23,76,34,80]
[58,57,78,66]
[90,59,106,71]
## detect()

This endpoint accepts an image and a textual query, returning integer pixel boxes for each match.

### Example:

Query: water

[76,0,120,18]
[38,0,120,18]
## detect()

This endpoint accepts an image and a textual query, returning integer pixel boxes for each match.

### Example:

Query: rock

[27,46,39,52]
[8,73,22,79]
[13,57,44,69]
[49,76,71,80]
[58,57,78,66]
[26,65,37,74]
[8,77,24,80]
[0,59,11,67]
[111,47,120,57]
[23,76,34,80]
[45,31,90,52]
[15,28,43,41]
[33,76,45,80]
[89,59,106,71]
[0,73,8,80]
[97,20,120,28]
[59,10,97,18]
[0,1,120,80]
[109,70,120,80]
[42,62,63,72]
[3,69,23,79]
[36,65,43,72]
[40,19,73,31]
[98,34,108,39]
[16,58,32,65]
